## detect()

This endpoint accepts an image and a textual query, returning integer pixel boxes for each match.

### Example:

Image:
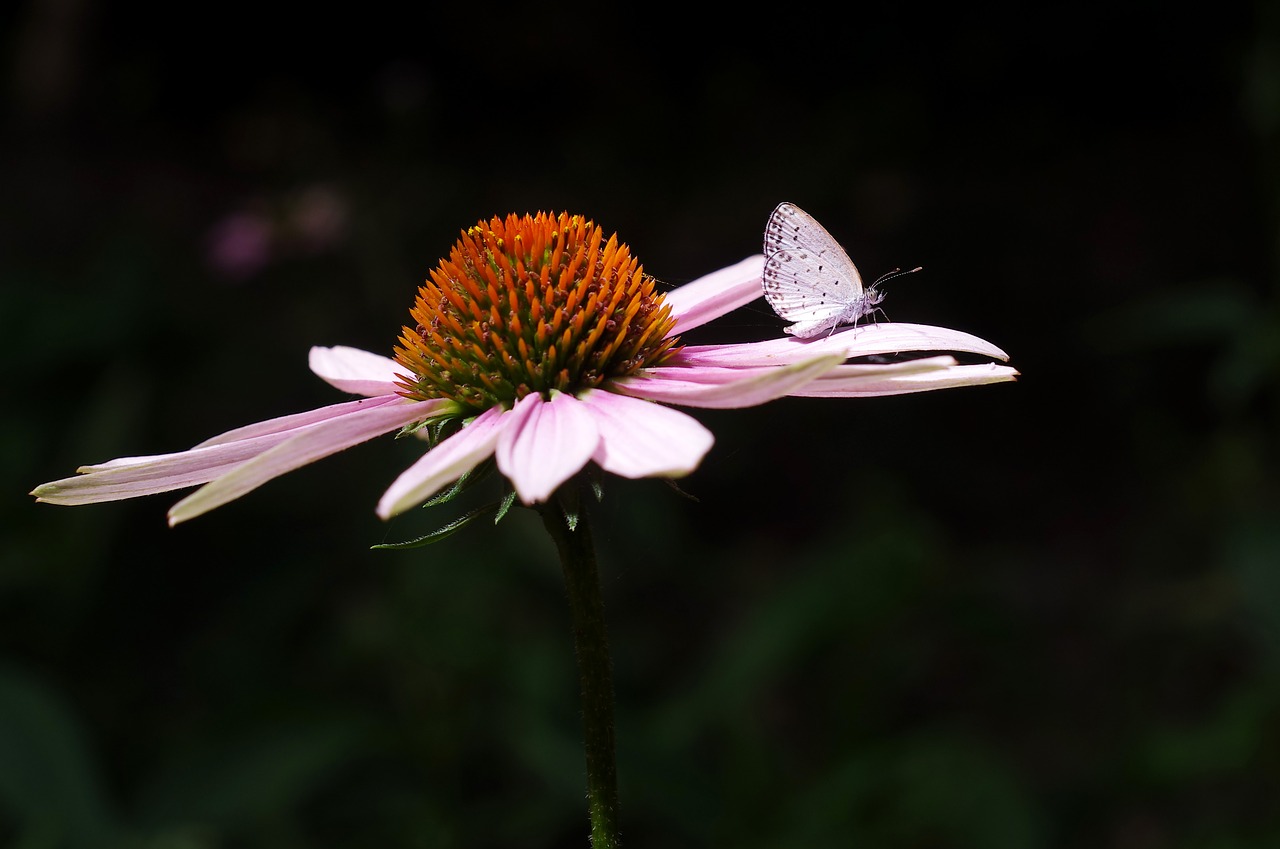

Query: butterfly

[762,202,909,339]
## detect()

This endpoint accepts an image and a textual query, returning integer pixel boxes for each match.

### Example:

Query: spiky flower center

[394,211,681,411]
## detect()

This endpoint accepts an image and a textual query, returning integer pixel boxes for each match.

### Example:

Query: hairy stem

[538,487,620,848]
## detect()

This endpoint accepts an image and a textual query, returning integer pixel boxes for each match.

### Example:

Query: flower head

[31,210,1017,526]
[393,211,679,409]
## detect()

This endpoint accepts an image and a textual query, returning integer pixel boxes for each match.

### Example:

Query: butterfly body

[762,202,888,339]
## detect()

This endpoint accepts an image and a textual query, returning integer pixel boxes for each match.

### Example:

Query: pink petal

[611,353,844,409]
[309,345,411,396]
[793,361,1020,396]
[167,398,440,525]
[496,391,600,504]
[33,437,298,506]
[576,390,714,478]
[195,394,410,448]
[376,405,510,519]
[664,255,765,333]
[30,395,421,505]
[671,322,1011,368]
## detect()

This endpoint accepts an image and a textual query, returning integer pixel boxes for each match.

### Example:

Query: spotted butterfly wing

[762,202,883,338]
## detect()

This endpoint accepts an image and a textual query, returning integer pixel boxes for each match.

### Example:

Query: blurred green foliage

[5,0,1280,847]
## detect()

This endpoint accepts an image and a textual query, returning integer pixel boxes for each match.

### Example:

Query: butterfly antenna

[863,267,917,329]
[872,266,923,287]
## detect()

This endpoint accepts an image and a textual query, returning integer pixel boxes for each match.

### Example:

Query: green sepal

[587,465,605,503]
[421,476,468,508]
[397,410,470,448]
[493,489,517,524]
[371,502,504,550]
[422,458,496,508]
[663,477,699,502]
[558,481,583,532]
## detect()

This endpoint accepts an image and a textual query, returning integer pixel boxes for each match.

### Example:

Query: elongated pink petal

[635,356,957,389]
[576,390,713,478]
[611,353,844,409]
[167,399,440,525]
[664,255,765,333]
[309,345,411,396]
[32,437,297,505]
[29,395,425,505]
[671,322,1011,368]
[376,405,510,519]
[195,394,410,448]
[495,391,599,504]
[793,361,1020,396]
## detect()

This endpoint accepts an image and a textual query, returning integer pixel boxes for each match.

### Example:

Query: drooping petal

[309,345,411,396]
[376,405,510,519]
[496,391,600,504]
[194,394,413,448]
[29,395,420,505]
[792,361,1020,397]
[167,398,440,525]
[576,390,714,479]
[33,436,300,505]
[611,353,845,409]
[663,255,765,333]
[670,322,1011,368]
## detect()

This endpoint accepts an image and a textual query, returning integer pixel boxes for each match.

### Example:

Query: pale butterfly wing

[761,202,883,338]
[762,202,865,318]
[763,202,860,272]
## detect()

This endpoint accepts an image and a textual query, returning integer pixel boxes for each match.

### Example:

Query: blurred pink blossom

[204,185,348,280]
[205,209,272,280]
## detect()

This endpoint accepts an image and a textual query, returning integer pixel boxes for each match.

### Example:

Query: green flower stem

[539,489,621,849]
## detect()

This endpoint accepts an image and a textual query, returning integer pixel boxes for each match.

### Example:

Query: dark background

[5,1,1280,847]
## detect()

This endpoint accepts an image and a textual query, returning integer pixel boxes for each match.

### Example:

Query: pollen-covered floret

[393,212,681,411]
